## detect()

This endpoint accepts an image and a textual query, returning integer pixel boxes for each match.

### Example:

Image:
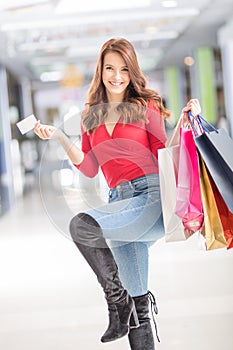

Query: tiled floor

[0,187,233,350]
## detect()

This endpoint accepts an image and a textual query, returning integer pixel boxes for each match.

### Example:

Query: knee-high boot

[69,213,139,343]
[128,292,160,350]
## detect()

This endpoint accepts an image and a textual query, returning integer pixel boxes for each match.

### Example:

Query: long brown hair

[82,38,170,132]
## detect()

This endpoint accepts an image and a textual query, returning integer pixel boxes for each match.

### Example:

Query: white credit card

[16,114,37,135]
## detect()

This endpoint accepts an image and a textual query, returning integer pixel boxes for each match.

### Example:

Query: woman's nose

[114,70,121,80]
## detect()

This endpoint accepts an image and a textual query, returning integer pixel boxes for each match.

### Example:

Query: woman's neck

[106,92,124,104]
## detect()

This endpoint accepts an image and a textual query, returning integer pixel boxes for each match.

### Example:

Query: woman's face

[102,52,130,102]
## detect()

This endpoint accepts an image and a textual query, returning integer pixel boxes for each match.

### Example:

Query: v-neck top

[75,101,167,188]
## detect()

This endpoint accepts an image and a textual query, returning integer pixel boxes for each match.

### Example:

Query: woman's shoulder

[146,99,160,113]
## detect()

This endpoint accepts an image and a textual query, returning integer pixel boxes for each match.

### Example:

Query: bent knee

[69,213,86,241]
[69,212,102,243]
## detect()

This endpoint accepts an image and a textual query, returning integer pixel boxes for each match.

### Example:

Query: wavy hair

[82,38,170,133]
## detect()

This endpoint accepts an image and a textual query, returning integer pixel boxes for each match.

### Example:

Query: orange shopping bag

[199,155,227,250]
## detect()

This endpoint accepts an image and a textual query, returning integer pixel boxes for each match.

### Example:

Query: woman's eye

[122,68,128,71]
[106,66,113,70]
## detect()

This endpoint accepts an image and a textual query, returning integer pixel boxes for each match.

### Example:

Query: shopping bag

[158,145,186,242]
[175,127,204,231]
[193,117,233,213]
[159,115,187,242]
[165,115,183,147]
[199,155,228,250]
[208,172,233,249]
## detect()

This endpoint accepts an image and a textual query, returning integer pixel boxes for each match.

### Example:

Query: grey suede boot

[128,291,160,350]
[69,213,139,343]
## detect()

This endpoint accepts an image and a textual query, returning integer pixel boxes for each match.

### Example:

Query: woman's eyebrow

[104,63,128,68]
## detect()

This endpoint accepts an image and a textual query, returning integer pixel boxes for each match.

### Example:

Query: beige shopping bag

[158,145,186,242]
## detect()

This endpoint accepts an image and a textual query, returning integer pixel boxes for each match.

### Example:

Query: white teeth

[110,82,122,86]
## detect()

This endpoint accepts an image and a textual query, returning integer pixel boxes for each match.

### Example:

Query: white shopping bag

[158,145,186,242]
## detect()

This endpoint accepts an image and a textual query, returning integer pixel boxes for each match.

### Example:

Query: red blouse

[75,102,167,188]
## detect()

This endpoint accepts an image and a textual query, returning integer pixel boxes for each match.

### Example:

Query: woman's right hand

[34,121,57,140]
[34,120,84,165]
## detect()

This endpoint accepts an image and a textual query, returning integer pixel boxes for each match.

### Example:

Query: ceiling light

[1,8,199,31]
[0,1,49,11]
[161,1,178,8]
[56,0,151,14]
[145,26,157,34]
[184,56,195,66]
[40,71,63,82]
[18,30,178,55]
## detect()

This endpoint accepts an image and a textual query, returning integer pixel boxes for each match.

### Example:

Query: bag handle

[165,112,194,147]
[188,111,218,136]
[187,112,201,136]
[197,114,219,133]
[165,114,183,147]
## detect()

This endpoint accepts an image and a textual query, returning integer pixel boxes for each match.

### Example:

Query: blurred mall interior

[0,1,233,349]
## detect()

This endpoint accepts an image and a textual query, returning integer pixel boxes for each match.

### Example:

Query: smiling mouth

[109,82,122,86]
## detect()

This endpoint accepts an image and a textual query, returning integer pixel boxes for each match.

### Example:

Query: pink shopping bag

[175,127,204,232]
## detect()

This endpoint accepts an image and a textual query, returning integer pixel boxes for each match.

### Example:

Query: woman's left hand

[182,98,201,116]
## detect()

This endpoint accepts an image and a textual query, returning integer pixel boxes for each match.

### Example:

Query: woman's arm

[34,121,84,165]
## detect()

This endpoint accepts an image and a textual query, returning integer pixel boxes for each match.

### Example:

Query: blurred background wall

[0,0,233,216]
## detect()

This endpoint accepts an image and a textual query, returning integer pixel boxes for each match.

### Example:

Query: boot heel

[131,302,140,329]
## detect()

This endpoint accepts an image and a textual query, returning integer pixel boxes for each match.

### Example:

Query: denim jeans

[85,174,164,297]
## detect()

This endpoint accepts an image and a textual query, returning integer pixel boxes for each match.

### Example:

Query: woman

[34,38,201,349]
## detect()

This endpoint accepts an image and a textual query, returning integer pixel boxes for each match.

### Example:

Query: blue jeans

[86,174,164,297]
